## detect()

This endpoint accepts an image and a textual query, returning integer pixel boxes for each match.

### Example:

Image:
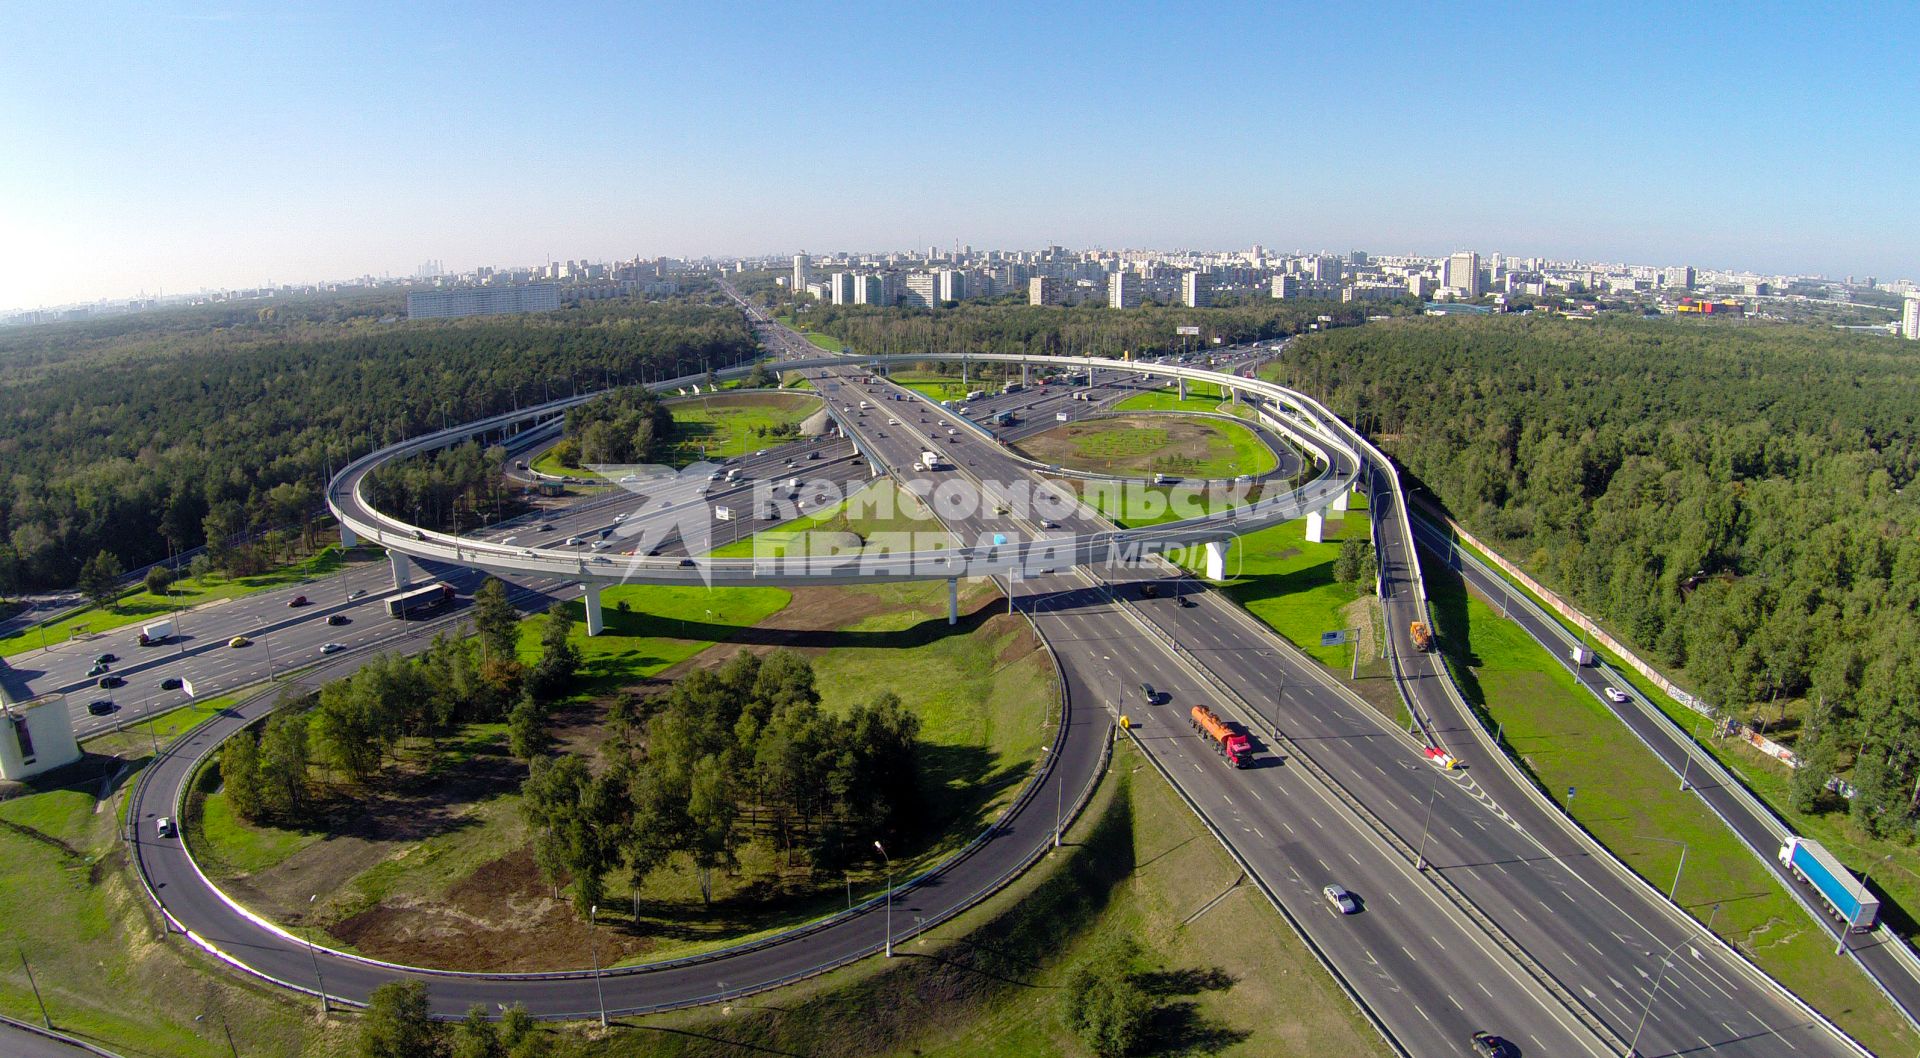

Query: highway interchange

[4,301,1894,1058]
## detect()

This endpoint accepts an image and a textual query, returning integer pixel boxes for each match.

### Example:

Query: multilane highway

[104,319,1872,1056]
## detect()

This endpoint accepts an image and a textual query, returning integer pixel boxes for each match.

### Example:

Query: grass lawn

[1424,558,1920,1058]
[660,392,823,464]
[1113,383,1229,413]
[886,371,1007,404]
[1018,413,1276,479]
[781,372,813,390]
[708,481,954,559]
[0,546,361,658]
[562,737,1390,1058]
[521,583,796,699]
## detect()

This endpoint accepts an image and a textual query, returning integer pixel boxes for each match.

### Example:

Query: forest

[0,295,756,591]
[1267,316,1920,834]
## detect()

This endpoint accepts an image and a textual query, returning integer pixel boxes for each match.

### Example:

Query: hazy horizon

[5,2,1916,309]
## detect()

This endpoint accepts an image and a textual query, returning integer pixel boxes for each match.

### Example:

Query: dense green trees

[363,442,509,533]
[76,550,123,609]
[559,387,673,467]
[520,650,924,917]
[0,298,756,591]
[1270,315,1920,834]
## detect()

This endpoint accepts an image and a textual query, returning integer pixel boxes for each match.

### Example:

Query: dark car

[88,662,110,676]
[326,613,349,626]
[1140,683,1160,705]
[1176,594,1195,608]
[93,652,116,664]
[159,677,183,690]
[288,595,309,607]
[98,675,123,689]
[1470,1032,1516,1058]
[678,558,697,568]
[87,700,116,716]
[1140,583,1159,598]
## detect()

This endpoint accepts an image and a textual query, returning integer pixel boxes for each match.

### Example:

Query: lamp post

[1643,835,1689,902]
[305,895,328,1014]
[1625,937,1691,1058]
[1415,783,1438,871]
[588,904,607,1028]
[1041,745,1061,848]
[194,1012,239,1058]
[873,841,892,957]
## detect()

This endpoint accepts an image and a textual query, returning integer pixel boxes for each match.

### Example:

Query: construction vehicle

[1190,705,1252,768]
[1409,621,1434,652]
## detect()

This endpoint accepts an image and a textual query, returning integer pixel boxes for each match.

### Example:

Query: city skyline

[4,2,1917,309]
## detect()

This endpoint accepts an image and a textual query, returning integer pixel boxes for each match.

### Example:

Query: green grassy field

[1,547,360,658]
[708,481,953,559]
[521,582,795,699]
[660,392,823,464]
[1113,381,1229,412]
[1424,559,1919,1058]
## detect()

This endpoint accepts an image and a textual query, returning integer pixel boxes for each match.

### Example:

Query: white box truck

[921,450,942,470]
[1056,411,1069,422]
[137,620,174,646]
[1569,646,1595,666]
[715,505,735,521]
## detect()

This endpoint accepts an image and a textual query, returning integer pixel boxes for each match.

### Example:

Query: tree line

[521,648,922,916]
[1267,315,1920,836]
[547,386,674,469]
[221,580,571,821]
[0,297,756,593]
[801,299,1393,361]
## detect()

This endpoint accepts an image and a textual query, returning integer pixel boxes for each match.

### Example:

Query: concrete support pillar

[1331,489,1349,512]
[1204,540,1228,581]
[340,523,358,548]
[1022,363,1030,386]
[1305,508,1326,544]
[1177,377,1188,401]
[389,550,414,591]
[581,583,604,637]
[948,578,959,626]
[1230,386,1241,405]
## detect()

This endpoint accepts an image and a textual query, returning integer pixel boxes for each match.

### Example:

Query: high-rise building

[1442,252,1483,297]
[792,254,810,293]
[937,269,967,303]
[1271,275,1300,299]
[853,274,886,306]
[1406,274,1435,299]
[1667,265,1695,290]
[829,272,854,306]
[1181,271,1213,308]
[1029,276,1062,306]
[1309,256,1343,283]
[407,284,561,320]
[1904,294,1920,341]
[904,272,937,309]
[1108,271,1142,309]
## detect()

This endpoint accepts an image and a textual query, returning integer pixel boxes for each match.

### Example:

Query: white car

[613,513,628,523]
[321,642,344,654]
[1603,686,1628,703]
[155,817,177,839]
[501,535,519,545]
[566,536,585,546]
[591,540,609,550]
[1323,884,1358,914]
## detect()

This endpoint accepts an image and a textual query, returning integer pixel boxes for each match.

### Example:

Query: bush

[1059,935,1154,1056]
[144,565,176,596]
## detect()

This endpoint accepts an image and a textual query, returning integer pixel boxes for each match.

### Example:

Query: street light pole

[588,904,608,1028]
[1416,784,1438,871]
[305,895,328,1014]
[1625,938,1688,1058]
[1041,746,1061,848]
[1644,836,1689,902]
[873,841,893,957]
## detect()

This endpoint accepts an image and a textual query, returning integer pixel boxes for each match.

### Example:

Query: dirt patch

[1014,414,1235,475]
[332,848,660,972]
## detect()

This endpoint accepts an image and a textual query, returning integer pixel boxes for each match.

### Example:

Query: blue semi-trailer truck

[1780,836,1879,931]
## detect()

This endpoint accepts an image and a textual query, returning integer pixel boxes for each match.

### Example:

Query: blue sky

[3,2,1915,308]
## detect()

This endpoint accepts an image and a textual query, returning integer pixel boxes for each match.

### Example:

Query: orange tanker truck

[1409,620,1434,652]
[1190,705,1253,768]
